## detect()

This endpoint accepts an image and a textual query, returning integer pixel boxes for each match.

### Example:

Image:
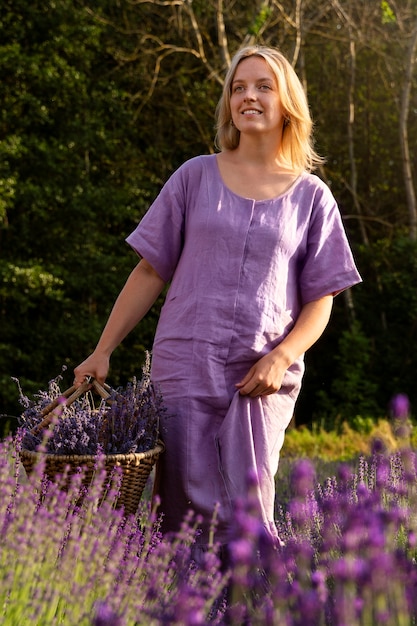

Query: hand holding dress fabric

[235,351,287,397]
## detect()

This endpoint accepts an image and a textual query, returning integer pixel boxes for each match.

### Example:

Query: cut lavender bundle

[15,353,165,457]
[98,358,164,455]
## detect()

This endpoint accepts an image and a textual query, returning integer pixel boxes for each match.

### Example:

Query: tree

[398,12,417,239]
[0,0,159,423]
[2,0,417,431]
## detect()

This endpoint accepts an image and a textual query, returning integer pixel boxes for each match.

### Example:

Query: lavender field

[1,416,417,624]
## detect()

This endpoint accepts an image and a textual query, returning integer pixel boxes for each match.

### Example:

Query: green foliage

[355,236,417,415]
[283,422,369,462]
[298,233,417,429]
[381,0,396,24]
[313,319,380,426]
[282,418,408,462]
[248,2,273,36]
[0,0,160,420]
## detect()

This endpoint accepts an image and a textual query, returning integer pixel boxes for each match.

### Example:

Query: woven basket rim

[19,440,164,463]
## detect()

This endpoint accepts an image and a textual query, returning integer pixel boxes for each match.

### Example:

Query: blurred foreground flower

[390,393,412,441]
[93,601,125,626]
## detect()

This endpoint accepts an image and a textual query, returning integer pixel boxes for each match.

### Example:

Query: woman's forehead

[233,56,274,81]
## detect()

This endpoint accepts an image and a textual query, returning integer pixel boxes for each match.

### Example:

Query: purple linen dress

[126,154,362,546]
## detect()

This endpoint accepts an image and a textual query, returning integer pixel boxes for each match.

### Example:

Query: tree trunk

[399,17,417,241]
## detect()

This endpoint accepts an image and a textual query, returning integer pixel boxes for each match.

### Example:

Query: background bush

[1,0,417,432]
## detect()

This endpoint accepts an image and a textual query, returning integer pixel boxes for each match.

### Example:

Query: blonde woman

[74,46,361,556]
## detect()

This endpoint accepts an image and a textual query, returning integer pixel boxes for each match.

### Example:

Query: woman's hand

[235,351,288,397]
[73,352,110,387]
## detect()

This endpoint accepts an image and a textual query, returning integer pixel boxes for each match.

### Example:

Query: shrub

[282,418,409,462]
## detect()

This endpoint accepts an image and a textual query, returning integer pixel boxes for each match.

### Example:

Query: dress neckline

[212,154,304,203]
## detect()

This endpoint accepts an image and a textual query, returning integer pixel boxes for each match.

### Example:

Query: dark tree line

[1,0,417,432]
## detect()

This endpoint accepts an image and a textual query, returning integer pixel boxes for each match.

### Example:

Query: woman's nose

[244,90,256,101]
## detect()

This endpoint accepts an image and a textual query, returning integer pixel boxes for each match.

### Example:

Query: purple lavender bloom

[229,538,254,565]
[390,394,412,440]
[397,448,417,488]
[390,394,410,420]
[93,601,124,626]
[371,436,388,456]
[337,462,353,485]
[290,458,316,499]
[311,569,328,604]
[375,455,391,488]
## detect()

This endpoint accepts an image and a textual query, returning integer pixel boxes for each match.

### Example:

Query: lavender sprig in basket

[15,354,165,515]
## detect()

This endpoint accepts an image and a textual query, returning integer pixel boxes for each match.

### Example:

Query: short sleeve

[125,167,186,283]
[299,182,362,303]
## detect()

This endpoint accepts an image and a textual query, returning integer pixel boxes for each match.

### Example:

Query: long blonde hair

[215,45,323,173]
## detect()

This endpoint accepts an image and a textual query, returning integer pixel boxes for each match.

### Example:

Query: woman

[74,46,361,552]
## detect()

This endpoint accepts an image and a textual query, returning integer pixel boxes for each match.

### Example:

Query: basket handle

[64,379,111,406]
[31,378,111,435]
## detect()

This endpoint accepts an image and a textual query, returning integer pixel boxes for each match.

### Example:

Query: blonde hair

[215,45,323,173]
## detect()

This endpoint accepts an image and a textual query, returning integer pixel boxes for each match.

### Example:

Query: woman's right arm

[73,258,165,385]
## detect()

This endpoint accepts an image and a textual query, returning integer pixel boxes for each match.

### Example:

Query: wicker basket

[18,379,164,516]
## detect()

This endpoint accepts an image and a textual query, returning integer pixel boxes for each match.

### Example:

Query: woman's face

[229,56,284,138]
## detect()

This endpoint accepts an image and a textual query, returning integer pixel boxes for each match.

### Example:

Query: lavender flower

[390,393,412,440]
[15,352,165,456]
[92,601,124,626]
[390,394,410,420]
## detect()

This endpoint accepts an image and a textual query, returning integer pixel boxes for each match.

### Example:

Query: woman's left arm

[236,294,334,397]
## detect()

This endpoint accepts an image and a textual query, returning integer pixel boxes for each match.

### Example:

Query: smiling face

[229,56,284,138]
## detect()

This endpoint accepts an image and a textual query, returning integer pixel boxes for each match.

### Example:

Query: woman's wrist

[271,343,294,369]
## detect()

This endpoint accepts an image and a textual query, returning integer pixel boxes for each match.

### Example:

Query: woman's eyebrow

[232,77,274,85]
